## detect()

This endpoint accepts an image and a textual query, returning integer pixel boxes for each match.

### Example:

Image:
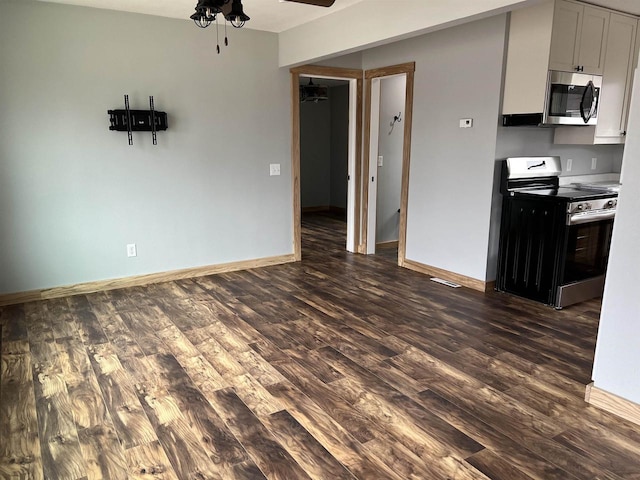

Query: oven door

[556,216,613,308]
[544,71,602,126]
[497,197,565,305]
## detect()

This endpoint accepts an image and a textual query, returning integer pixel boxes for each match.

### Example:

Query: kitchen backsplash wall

[613,152,624,173]
[495,126,625,175]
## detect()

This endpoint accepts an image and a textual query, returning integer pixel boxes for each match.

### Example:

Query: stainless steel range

[496,157,618,308]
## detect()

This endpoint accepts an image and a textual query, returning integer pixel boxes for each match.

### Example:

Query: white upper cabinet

[555,11,638,145]
[503,0,639,144]
[549,1,583,70]
[502,1,555,115]
[595,13,639,143]
[549,0,609,75]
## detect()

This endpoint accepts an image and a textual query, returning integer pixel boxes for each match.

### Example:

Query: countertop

[559,173,621,186]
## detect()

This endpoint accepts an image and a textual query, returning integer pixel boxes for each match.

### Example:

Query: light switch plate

[270,164,281,176]
[127,243,137,257]
[377,156,383,167]
[459,118,473,128]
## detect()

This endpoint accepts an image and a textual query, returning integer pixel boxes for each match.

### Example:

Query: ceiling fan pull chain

[216,17,221,54]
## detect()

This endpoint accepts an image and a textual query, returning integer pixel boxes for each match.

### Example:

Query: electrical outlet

[459,118,473,128]
[270,163,281,176]
[566,158,572,172]
[127,243,137,257]
[591,157,597,170]
[377,156,383,167]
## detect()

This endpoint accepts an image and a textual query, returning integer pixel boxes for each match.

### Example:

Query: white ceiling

[583,0,640,16]
[35,0,366,33]
[33,0,640,33]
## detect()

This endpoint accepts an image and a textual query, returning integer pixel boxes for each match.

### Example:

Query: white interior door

[346,78,358,253]
[366,79,382,254]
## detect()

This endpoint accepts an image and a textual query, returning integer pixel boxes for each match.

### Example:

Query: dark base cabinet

[496,197,566,305]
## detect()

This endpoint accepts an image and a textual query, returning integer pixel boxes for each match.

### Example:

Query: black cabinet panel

[497,197,565,304]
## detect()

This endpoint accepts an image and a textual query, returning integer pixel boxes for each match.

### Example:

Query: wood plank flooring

[2,213,640,479]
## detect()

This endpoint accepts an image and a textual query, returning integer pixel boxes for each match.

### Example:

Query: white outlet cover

[567,158,573,172]
[591,157,598,170]
[459,118,473,128]
[127,243,137,257]
[270,163,281,176]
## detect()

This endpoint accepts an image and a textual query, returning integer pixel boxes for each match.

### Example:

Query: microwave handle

[588,87,599,121]
[580,81,596,123]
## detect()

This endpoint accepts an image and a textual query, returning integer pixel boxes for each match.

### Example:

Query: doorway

[290,66,363,260]
[370,74,407,261]
[362,63,416,266]
[299,77,350,219]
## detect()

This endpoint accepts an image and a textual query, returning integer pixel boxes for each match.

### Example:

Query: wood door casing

[361,62,416,265]
[290,65,363,261]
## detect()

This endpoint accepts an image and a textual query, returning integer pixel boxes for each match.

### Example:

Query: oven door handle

[567,210,615,225]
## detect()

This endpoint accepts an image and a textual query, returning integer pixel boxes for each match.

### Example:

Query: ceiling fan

[280,0,336,6]
[190,0,336,55]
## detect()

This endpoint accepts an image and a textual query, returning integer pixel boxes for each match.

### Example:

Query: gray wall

[0,2,291,294]
[362,14,508,281]
[591,70,640,405]
[376,75,406,244]
[313,52,363,70]
[300,100,332,208]
[330,85,349,210]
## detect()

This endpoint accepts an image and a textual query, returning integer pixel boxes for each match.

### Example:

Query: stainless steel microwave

[544,70,601,126]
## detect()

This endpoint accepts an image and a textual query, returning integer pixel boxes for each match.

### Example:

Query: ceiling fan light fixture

[300,78,329,103]
[226,0,250,28]
[190,11,212,28]
[191,0,226,28]
[193,0,336,53]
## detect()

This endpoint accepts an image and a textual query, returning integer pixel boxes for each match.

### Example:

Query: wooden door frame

[290,65,364,261]
[362,62,415,265]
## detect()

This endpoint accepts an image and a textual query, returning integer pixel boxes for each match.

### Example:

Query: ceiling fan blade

[283,0,336,7]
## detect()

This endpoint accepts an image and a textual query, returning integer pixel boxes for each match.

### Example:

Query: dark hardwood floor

[2,213,639,480]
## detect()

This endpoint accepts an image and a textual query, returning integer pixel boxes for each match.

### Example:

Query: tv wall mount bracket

[108,94,168,145]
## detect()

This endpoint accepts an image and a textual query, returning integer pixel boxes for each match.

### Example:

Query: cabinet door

[549,1,609,75]
[549,0,583,72]
[577,6,609,75]
[595,14,638,143]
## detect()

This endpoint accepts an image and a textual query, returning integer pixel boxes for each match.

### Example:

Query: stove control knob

[606,200,615,208]
[576,204,584,211]
[586,203,592,210]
